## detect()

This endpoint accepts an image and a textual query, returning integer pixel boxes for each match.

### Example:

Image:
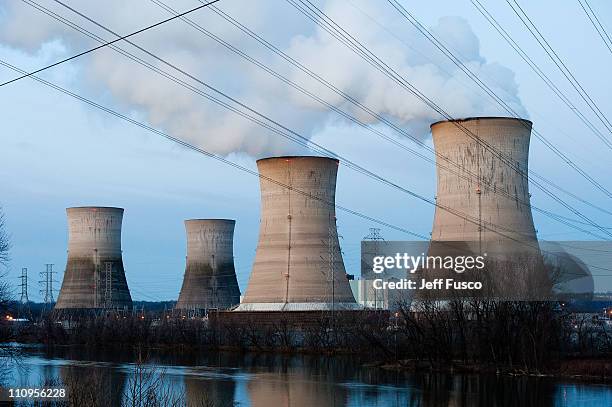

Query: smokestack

[237,156,358,311]
[176,219,241,310]
[55,207,132,309]
[428,117,549,298]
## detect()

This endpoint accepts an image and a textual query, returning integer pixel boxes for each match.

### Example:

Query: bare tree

[0,207,11,310]
[0,207,8,266]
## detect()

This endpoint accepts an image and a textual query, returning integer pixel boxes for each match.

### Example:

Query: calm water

[5,346,612,406]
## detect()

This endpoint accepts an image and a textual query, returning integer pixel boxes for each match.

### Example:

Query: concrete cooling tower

[237,156,358,311]
[55,207,132,309]
[176,219,241,310]
[428,117,550,299]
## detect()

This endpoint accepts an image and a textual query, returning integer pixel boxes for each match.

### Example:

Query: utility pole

[39,264,57,303]
[19,267,28,303]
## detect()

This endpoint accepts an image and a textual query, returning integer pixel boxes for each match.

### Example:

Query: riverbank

[369,358,612,382]
[4,301,612,386]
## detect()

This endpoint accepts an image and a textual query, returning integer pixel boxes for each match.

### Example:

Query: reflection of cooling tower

[184,375,235,406]
[60,365,126,407]
[429,118,548,298]
[238,156,358,311]
[176,219,241,310]
[56,207,132,309]
[248,372,346,407]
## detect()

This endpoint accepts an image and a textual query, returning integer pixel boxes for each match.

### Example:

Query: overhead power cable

[284,0,612,238]
[7,1,612,264]
[506,0,612,138]
[203,0,612,221]
[3,59,612,275]
[14,0,610,247]
[471,0,611,162]
[0,58,427,241]
[386,0,612,198]
[28,0,612,243]
[577,0,612,56]
[148,0,612,238]
[0,0,221,87]
[10,0,604,262]
[9,0,579,245]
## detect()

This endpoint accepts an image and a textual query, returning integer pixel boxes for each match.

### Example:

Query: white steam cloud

[0,0,526,157]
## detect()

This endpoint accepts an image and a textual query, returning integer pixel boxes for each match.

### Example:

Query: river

[4,346,612,406]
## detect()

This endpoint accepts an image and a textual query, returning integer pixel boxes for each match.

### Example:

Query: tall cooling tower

[237,156,358,311]
[55,207,132,309]
[176,219,241,310]
[429,117,549,298]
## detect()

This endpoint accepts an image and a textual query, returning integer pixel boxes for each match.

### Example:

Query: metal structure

[175,219,241,311]
[19,267,28,304]
[55,207,132,309]
[360,228,385,308]
[237,156,358,311]
[429,117,548,298]
[39,264,57,304]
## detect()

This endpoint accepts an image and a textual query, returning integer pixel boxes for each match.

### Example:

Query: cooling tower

[428,117,549,298]
[55,207,132,309]
[237,156,358,311]
[175,219,241,310]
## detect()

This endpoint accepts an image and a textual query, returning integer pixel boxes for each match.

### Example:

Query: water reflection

[60,364,126,406]
[6,347,612,407]
[184,373,235,407]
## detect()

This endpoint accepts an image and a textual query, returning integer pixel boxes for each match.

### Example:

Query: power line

[0,59,428,241]
[11,0,612,264]
[7,4,612,270]
[386,0,612,200]
[0,0,221,87]
[346,0,612,220]
[506,0,612,138]
[3,59,612,276]
[38,0,610,235]
[578,0,612,56]
[284,0,612,239]
[203,0,612,224]
[379,0,612,233]
[141,0,612,239]
[470,0,610,150]
[28,0,583,244]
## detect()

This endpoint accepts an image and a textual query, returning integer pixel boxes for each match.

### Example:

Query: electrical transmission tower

[19,267,28,303]
[39,264,57,303]
[363,228,385,309]
[328,223,336,320]
[363,228,384,241]
[319,218,339,319]
[104,261,113,308]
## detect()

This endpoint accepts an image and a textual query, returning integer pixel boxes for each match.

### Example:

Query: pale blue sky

[1,0,611,301]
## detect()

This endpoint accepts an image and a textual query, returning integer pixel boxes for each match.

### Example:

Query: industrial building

[175,219,241,311]
[236,156,359,311]
[55,206,132,309]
